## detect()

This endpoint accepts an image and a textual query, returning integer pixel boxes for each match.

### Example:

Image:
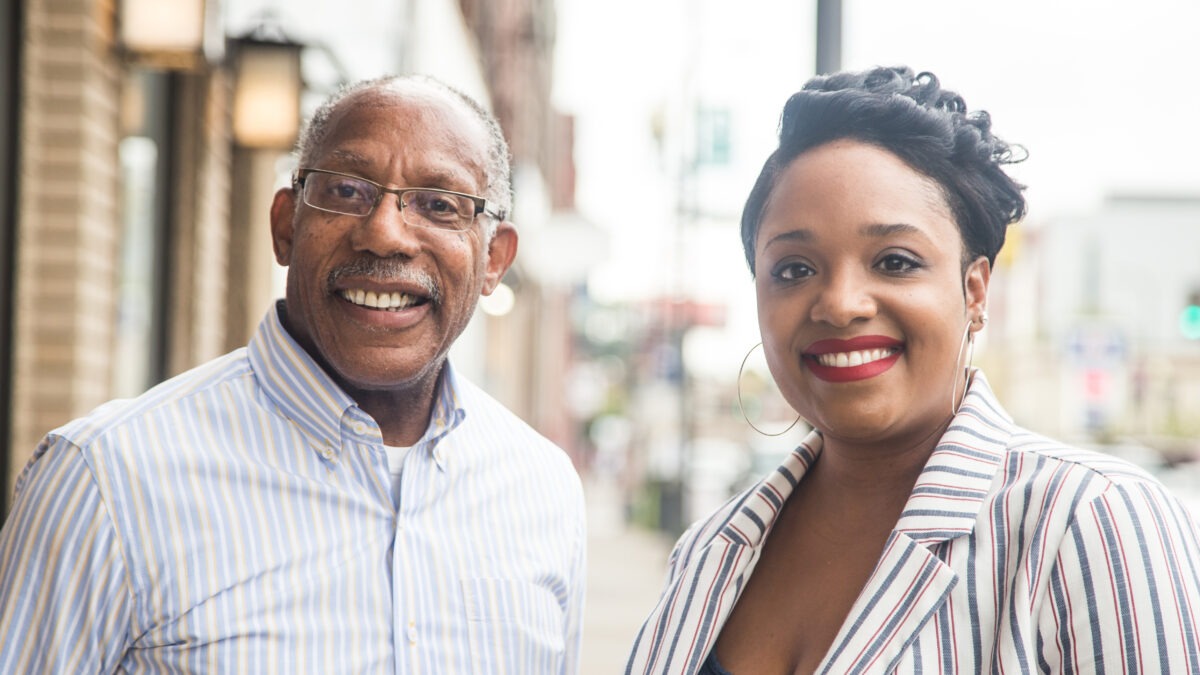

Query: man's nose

[350,192,422,257]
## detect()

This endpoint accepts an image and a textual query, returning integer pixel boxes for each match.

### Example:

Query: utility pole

[816,0,842,75]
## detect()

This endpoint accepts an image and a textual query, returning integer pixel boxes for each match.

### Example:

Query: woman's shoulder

[996,426,1200,535]
[1006,427,1165,487]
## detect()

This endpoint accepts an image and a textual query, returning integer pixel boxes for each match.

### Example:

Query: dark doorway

[1,0,24,514]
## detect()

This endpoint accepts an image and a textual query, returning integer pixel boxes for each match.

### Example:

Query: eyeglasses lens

[301,171,475,230]
[404,191,473,229]
[303,173,377,217]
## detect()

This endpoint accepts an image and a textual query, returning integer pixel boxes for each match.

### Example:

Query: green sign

[1181,304,1200,340]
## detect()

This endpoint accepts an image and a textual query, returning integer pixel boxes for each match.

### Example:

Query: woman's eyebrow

[763,229,813,249]
[861,222,929,240]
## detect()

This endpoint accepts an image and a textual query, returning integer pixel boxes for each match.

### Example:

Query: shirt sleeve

[0,435,132,673]
[1041,479,1200,672]
[562,487,587,675]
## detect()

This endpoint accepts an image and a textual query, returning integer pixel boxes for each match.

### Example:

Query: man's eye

[409,191,467,221]
[426,197,456,213]
[329,180,369,201]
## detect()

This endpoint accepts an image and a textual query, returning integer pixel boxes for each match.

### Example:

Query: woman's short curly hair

[740,66,1027,275]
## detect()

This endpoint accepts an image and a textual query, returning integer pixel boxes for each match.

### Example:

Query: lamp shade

[120,0,217,69]
[232,38,303,150]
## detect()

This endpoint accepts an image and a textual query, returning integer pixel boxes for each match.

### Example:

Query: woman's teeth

[341,289,419,310]
[815,348,896,368]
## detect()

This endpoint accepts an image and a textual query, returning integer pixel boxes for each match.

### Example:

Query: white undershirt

[383,444,413,507]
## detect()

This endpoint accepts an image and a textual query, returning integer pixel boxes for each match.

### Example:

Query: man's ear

[481,222,519,295]
[269,188,298,266]
[965,256,991,322]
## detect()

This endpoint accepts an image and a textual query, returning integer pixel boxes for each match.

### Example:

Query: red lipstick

[803,336,903,383]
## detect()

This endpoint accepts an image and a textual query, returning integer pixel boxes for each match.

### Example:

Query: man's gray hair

[295,75,513,236]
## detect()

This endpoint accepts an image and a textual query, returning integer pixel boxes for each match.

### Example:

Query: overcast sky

[555,0,1200,303]
[229,0,1200,309]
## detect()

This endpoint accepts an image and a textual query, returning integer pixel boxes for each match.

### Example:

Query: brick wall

[167,71,233,375]
[9,0,122,494]
[6,0,236,501]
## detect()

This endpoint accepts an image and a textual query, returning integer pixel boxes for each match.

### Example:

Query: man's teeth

[816,348,896,368]
[341,289,419,310]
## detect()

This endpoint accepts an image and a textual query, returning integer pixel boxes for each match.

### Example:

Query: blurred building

[986,195,1200,459]
[0,0,580,513]
[457,0,591,455]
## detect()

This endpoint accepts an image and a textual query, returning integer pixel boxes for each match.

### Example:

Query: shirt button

[320,446,335,460]
[353,421,367,434]
[407,622,418,644]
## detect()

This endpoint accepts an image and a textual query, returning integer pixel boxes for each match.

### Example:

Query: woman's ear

[965,256,991,324]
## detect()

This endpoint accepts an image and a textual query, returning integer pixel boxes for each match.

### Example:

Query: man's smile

[339,289,425,311]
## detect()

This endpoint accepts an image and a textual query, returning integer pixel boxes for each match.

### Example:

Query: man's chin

[332,354,447,395]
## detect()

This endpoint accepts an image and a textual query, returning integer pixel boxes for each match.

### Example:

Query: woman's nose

[808,269,876,327]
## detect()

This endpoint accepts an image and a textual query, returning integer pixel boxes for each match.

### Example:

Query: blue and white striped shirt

[626,373,1200,674]
[0,304,586,673]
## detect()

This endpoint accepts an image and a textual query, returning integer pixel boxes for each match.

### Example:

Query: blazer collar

[718,371,1012,551]
[893,371,1013,546]
[819,372,1014,672]
[697,372,1014,673]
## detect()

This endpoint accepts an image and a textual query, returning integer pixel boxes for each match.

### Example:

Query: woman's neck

[811,415,952,505]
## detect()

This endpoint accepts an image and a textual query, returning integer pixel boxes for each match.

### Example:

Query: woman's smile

[803,336,903,383]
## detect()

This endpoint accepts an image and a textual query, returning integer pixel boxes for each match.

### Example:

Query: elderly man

[0,76,586,673]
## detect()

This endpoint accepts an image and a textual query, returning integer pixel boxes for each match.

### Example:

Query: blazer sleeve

[0,435,132,673]
[1039,478,1200,672]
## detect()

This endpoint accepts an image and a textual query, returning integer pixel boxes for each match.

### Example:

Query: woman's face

[754,139,989,445]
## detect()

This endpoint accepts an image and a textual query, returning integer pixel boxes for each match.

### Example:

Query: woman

[626,66,1200,674]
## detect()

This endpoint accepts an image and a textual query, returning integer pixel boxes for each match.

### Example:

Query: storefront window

[113,69,172,398]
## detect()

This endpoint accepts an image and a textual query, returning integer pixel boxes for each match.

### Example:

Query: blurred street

[580,476,673,675]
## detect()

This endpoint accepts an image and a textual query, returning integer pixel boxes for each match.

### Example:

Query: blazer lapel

[630,438,821,675]
[817,531,960,674]
[817,373,1013,674]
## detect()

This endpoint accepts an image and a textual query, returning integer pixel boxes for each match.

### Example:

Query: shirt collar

[248,302,466,458]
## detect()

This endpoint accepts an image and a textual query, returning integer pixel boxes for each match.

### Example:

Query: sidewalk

[580,476,675,675]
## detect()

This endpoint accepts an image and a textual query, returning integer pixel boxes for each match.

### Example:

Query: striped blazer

[626,374,1200,674]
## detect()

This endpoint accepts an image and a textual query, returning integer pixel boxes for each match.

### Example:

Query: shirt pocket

[461,577,566,672]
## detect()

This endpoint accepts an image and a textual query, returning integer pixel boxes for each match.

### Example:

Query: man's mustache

[326,257,441,305]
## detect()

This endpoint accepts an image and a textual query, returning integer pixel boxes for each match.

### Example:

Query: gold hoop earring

[738,342,801,437]
[950,312,986,415]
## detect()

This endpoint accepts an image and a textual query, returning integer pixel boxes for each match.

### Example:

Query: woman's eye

[772,261,814,280]
[877,253,922,273]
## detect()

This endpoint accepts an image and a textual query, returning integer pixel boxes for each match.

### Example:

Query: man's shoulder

[452,374,573,463]
[53,348,252,450]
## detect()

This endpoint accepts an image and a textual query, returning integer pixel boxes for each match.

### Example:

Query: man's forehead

[332,81,481,133]
[309,83,489,185]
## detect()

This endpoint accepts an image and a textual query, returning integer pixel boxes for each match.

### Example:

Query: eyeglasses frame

[293,167,506,228]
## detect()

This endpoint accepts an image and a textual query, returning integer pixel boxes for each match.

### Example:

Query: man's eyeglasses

[294,168,505,231]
